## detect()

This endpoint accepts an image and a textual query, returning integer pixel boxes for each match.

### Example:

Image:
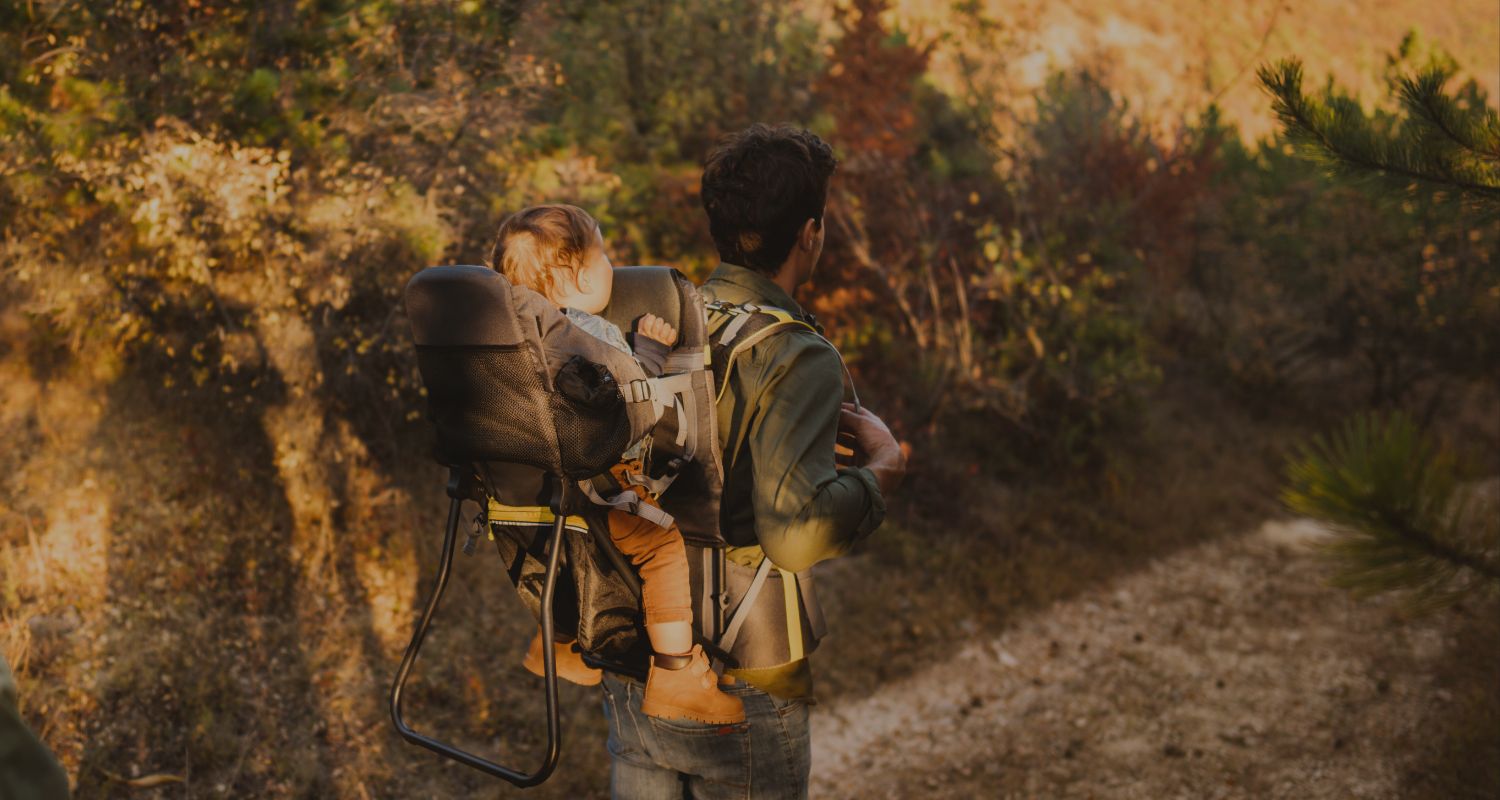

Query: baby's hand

[637,314,679,347]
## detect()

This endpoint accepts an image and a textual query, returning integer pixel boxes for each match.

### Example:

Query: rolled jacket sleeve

[745,337,886,573]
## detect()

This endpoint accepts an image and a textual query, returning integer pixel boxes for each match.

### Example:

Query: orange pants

[607,463,692,627]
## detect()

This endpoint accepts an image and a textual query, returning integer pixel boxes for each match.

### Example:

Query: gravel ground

[811,519,1493,799]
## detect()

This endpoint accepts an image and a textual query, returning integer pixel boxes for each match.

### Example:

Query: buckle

[626,379,653,403]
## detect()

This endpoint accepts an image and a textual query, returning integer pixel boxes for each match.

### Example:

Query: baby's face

[555,227,614,314]
[583,228,614,303]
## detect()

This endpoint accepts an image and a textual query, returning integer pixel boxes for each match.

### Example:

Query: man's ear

[799,218,820,251]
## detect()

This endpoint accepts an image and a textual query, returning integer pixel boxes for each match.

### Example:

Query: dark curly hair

[700,124,837,275]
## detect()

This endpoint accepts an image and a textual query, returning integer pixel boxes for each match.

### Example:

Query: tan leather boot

[522,630,602,687]
[640,645,746,725]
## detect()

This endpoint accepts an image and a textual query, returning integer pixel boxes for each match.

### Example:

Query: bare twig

[100,770,187,789]
[828,196,929,348]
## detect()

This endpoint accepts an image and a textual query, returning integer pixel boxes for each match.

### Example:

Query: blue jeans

[600,672,811,799]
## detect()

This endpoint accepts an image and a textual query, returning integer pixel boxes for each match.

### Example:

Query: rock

[1257,518,1334,551]
[26,607,81,638]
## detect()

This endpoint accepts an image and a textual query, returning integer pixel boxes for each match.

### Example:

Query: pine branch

[1398,70,1500,162]
[1283,413,1500,610]
[1258,59,1500,202]
[1377,506,1500,583]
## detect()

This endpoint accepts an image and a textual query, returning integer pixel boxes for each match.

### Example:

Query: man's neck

[770,258,801,300]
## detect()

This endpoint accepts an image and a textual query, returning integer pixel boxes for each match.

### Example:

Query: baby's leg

[606,485,746,724]
[605,492,694,655]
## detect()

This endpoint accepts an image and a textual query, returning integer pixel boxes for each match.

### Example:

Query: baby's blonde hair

[488,204,600,297]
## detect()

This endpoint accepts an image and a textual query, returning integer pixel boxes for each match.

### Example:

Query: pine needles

[1258,59,1500,210]
[1283,413,1500,613]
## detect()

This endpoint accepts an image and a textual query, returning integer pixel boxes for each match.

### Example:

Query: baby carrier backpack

[391,265,828,786]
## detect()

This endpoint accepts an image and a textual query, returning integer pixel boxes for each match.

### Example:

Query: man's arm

[839,402,906,495]
[744,338,886,573]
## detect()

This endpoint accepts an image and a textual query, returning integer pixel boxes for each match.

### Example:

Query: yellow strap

[778,567,804,661]
[486,499,588,532]
[750,305,800,325]
[718,303,864,410]
[713,318,817,405]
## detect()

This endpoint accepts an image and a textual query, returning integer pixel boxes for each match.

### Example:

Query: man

[599,124,906,798]
[1,655,71,799]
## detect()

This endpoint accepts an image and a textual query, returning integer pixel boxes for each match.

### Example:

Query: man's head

[700,124,837,286]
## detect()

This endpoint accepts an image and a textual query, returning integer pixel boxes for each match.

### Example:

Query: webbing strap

[662,349,710,373]
[655,373,700,451]
[486,499,588,531]
[713,320,815,405]
[716,309,755,344]
[576,479,676,529]
[624,469,677,497]
[717,557,774,654]
[778,567,803,661]
[624,373,701,431]
[700,547,717,642]
[707,307,738,338]
[705,301,861,409]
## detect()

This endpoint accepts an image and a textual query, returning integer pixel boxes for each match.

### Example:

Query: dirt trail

[810,520,1482,799]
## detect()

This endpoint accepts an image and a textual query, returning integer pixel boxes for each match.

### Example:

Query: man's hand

[637,313,679,347]
[837,402,907,496]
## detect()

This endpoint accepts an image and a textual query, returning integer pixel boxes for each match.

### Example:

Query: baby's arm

[632,314,677,377]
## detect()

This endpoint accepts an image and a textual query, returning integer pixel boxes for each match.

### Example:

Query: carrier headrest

[599,266,683,336]
[405,265,526,347]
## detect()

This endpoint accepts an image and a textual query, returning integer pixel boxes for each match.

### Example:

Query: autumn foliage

[1,1,1496,797]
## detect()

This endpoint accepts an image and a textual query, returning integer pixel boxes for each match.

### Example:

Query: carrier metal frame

[388,468,569,786]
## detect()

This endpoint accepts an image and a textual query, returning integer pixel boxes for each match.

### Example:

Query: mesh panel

[550,395,633,478]
[418,344,634,475]
[416,344,560,471]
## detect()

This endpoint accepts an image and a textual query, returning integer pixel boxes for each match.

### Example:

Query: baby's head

[489,203,613,314]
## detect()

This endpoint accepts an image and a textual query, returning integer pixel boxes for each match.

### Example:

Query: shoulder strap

[705,301,820,405]
[694,302,852,669]
[705,300,862,409]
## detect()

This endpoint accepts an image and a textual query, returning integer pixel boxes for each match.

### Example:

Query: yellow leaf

[1025,326,1045,358]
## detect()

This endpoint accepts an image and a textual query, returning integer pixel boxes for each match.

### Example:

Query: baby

[489,204,744,726]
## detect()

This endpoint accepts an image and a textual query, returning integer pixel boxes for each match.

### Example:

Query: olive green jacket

[701,263,887,697]
[1,656,70,800]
